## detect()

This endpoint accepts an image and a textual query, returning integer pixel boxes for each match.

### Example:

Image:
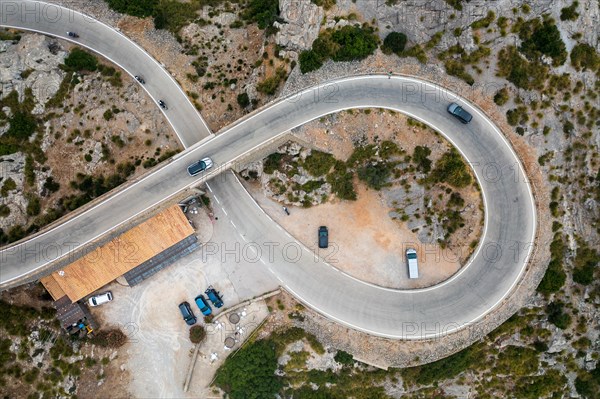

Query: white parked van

[406,248,419,279]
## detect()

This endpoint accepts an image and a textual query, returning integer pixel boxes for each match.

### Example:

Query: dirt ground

[245,179,461,289]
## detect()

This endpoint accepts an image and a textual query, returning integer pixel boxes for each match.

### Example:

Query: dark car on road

[205,286,223,308]
[187,157,213,176]
[447,102,473,124]
[318,226,328,249]
[194,294,212,316]
[178,301,197,325]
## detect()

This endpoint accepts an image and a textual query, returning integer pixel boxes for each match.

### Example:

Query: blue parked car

[194,294,212,316]
[178,301,196,326]
[205,286,224,308]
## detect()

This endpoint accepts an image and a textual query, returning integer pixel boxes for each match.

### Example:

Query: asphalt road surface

[0,3,536,338]
[0,0,211,146]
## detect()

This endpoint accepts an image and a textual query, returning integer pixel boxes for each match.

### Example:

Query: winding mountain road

[0,1,536,339]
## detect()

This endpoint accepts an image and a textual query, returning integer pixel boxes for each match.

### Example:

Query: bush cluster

[299,25,379,73]
[519,19,567,66]
[428,148,472,188]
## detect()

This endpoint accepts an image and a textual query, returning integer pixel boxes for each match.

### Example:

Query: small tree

[299,50,323,74]
[189,325,206,344]
[382,31,407,54]
[237,92,250,108]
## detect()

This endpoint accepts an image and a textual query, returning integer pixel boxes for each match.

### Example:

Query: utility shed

[40,205,196,303]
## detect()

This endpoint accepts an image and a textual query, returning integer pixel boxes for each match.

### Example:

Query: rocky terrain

[0,32,178,244]
[0,0,598,397]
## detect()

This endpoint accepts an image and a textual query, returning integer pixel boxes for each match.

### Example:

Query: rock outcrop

[275,0,324,51]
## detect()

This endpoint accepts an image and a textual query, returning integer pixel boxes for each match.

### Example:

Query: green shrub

[153,0,200,33]
[24,155,35,187]
[358,163,391,190]
[444,59,474,85]
[64,48,98,72]
[401,343,482,386]
[497,46,548,90]
[495,346,539,376]
[570,43,600,72]
[236,92,250,108]
[334,350,354,366]
[214,339,282,399]
[302,150,335,177]
[514,369,567,398]
[471,11,495,29]
[105,0,157,18]
[506,106,529,126]
[444,0,464,10]
[493,88,510,105]
[560,2,579,21]
[1,177,17,197]
[413,146,432,173]
[382,31,407,54]
[299,49,323,74]
[26,193,41,216]
[46,72,74,109]
[6,110,37,140]
[43,177,60,193]
[402,44,428,63]
[327,161,356,201]
[242,0,280,30]
[330,25,379,62]
[263,153,283,174]
[379,140,401,159]
[519,19,567,66]
[311,0,336,10]
[189,325,206,344]
[546,301,571,329]
[103,109,113,121]
[429,148,472,188]
[572,240,599,285]
[0,204,10,217]
[257,67,286,95]
[538,233,566,294]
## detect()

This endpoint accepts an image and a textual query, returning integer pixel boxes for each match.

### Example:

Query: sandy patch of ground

[244,179,461,289]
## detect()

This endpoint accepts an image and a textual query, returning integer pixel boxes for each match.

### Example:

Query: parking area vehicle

[406,248,419,279]
[318,226,328,249]
[187,157,213,176]
[88,291,113,307]
[205,286,223,308]
[178,301,197,325]
[134,75,145,84]
[194,294,212,316]
[447,102,473,124]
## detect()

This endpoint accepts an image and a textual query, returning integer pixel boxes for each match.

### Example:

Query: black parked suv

[178,301,197,325]
[447,102,473,124]
[318,226,328,249]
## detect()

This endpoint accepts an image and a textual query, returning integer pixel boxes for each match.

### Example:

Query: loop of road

[0,1,536,339]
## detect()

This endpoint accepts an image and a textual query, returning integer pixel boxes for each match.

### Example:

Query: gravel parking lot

[91,202,278,397]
